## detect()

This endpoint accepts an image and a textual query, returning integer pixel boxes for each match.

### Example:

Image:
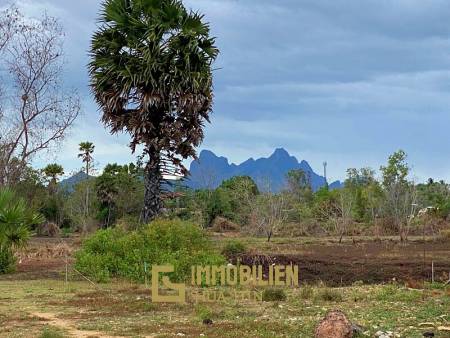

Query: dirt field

[238,240,450,286]
[216,235,450,286]
[3,236,450,286]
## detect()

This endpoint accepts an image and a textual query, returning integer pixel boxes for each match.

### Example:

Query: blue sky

[6,0,450,183]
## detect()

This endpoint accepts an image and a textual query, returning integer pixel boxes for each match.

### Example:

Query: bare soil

[236,239,450,286]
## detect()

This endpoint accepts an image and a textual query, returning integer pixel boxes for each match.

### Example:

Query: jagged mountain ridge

[186,148,342,192]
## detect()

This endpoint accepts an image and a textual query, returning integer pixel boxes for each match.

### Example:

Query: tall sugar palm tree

[78,142,95,177]
[89,0,218,223]
[78,142,95,216]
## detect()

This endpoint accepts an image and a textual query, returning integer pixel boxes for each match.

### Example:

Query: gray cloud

[7,0,450,182]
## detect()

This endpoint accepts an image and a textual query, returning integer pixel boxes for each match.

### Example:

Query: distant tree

[78,142,95,177]
[416,179,450,219]
[380,150,417,241]
[0,7,80,186]
[345,167,377,221]
[221,176,259,195]
[286,169,312,202]
[43,164,64,194]
[89,0,219,223]
[78,142,95,216]
[219,176,258,225]
[380,150,408,187]
[95,163,143,227]
[253,192,288,242]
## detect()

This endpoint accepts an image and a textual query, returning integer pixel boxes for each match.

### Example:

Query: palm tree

[89,0,218,223]
[43,163,64,194]
[0,188,43,273]
[78,142,95,216]
[78,142,95,177]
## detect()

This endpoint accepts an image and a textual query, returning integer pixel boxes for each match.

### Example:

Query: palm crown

[89,0,218,174]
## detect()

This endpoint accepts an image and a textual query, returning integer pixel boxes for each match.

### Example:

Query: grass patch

[221,240,247,257]
[315,287,343,302]
[39,326,66,338]
[262,288,287,301]
[299,284,314,299]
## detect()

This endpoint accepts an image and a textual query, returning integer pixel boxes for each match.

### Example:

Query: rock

[422,332,434,337]
[202,318,213,325]
[351,323,364,335]
[315,310,353,338]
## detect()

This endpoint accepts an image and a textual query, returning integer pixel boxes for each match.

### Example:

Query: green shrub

[195,304,213,321]
[0,248,16,274]
[61,227,72,238]
[0,188,42,274]
[262,288,287,302]
[221,240,247,257]
[316,287,343,302]
[75,219,225,283]
[39,326,66,338]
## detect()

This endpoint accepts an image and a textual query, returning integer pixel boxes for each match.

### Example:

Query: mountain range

[186,148,342,192]
[59,148,343,192]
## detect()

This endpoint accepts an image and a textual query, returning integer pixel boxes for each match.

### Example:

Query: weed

[262,288,287,301]
[195,304,213,321]
[299,284,314,299]
[39,326,66,338]
[315,287,343,302]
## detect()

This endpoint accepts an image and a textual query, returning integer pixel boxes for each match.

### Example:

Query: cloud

[8,0,450,183]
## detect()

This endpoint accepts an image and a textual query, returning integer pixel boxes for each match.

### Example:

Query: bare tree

[383,181,417,241]
[334,189,354,243]
[253,191,288,242]
[0,6,80,186]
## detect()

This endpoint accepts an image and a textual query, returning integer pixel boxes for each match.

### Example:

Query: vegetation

[0,189,42,273]
[89,0,219,222]
[75,218,224,282]
[0,3,449,338]
[262,288,287,302]
[221,240,247,257]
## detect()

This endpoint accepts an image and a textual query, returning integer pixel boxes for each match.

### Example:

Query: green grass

[39,326,66,338]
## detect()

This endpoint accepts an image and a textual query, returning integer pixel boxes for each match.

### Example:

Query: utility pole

[323,161,328,186]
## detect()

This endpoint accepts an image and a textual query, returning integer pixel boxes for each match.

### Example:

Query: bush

[316,287,343,302]
[221,240,247,257]
[75,219,225,283]
[0,248,16,274]
[195,304,213,321]
[262,288,287,302]
[0,188,42,274]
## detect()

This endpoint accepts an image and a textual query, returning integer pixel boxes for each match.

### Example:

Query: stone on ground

[315,310,353,338]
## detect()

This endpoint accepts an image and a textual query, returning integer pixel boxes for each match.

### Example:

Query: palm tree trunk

[85,161,90,217]
[141,154,163,223]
